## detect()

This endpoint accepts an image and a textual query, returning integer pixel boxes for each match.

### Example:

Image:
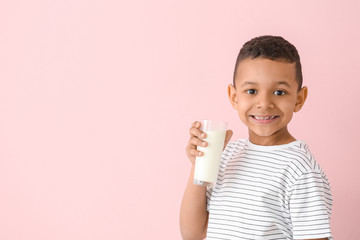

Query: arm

[180,121,233,240]
[180,121,209,240]
[180,166,209,240]
[290,169,333,240]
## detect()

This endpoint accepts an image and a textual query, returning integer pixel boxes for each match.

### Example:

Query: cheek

[277,98,297,112]
[280,104,296,120]
[236,103,252,123]
[236,101,250,114]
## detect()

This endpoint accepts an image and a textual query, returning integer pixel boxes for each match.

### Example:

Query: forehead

[235,58,298,88]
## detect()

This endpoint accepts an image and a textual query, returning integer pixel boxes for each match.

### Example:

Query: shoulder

[223,139,247,155]
[283,141,332,191]
[278,141,321,174]
[219,139,247,166]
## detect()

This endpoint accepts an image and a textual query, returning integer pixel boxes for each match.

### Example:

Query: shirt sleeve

[289,169,333,239]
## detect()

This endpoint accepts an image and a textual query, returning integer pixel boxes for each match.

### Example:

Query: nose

[255,93,274,109]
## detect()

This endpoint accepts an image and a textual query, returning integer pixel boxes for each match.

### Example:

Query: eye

[274,90,286,96]
[246,89,257,95]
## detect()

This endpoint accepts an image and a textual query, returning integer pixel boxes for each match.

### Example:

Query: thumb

[223,129,233,150]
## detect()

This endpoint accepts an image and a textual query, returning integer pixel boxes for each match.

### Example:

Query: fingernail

[202,142,206,146]
[201,133,206,138]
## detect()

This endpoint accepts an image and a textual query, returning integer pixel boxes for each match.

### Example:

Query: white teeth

[253,116,277,120]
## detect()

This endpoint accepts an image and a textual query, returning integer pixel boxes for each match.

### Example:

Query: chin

[250,129,279,138]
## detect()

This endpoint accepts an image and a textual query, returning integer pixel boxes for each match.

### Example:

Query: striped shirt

[206,139,333,240]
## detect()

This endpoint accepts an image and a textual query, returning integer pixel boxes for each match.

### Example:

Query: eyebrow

[240,81,291,88]
[276,81,292,88]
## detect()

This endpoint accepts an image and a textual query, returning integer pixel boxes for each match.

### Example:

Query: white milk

[194,129,226,186]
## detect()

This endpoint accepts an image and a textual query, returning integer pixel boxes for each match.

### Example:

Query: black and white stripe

[206,139,333,240]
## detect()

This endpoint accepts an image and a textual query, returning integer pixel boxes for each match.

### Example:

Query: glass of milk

[194,120,227,187]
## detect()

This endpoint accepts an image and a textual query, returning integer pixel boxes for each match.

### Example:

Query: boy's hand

[186,121,233,166]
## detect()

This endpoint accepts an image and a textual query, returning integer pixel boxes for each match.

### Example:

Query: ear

[228,84,238,109]
[294,86,308,112]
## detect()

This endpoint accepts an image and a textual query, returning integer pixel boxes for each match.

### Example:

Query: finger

[191,121,201,128]
[223,129,233,150]
[191,149,204,157]
[189,127,206,139]
[189,148,203,157]
[190,136,208,148]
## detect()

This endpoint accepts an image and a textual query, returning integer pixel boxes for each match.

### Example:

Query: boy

[180,36,333,240]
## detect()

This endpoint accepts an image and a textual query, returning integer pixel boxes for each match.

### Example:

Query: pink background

[0,0,359,239]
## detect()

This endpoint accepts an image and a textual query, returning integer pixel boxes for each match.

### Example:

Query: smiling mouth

[251,115,278,120]
[250,115,279,122]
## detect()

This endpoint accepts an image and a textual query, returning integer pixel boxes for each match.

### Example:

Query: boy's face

[228,58,308,145]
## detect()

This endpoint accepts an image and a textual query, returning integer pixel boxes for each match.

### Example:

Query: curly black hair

[233,36,303,91]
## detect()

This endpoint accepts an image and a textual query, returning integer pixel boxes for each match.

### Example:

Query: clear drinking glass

[193,120,227,187]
